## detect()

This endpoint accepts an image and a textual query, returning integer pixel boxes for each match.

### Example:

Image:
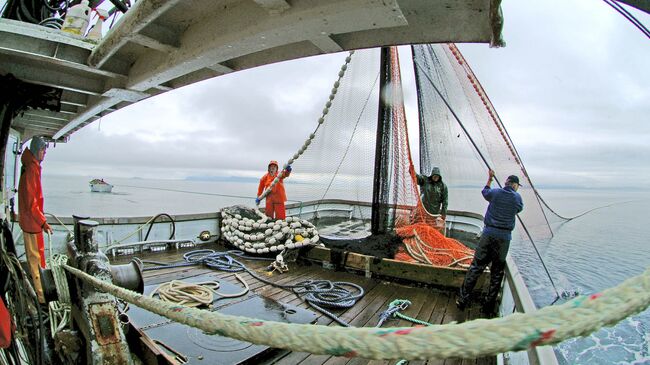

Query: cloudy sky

[43,0,650,189]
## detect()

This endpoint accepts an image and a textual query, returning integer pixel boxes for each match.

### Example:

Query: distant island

[184,175,319,185]
[185,175,258,183]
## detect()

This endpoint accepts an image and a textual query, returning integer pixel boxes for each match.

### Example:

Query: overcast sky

[43,0,650,189]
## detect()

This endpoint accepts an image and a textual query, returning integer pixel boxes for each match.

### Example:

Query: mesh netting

[284,44,564,267]
[413,44,565,242]
[377,47,476,267]
[289,49,380,209]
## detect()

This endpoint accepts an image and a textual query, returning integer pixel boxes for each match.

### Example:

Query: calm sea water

[42,175,649,364]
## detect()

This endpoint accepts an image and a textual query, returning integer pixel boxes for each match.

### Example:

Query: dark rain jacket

[416,173,448,216]
[481,185,523,240]
[18,148,47,234]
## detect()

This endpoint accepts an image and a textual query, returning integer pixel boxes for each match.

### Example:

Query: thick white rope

[150,275,250,308]
[46,233,71,337]
[45,212,74,236]
[64,264,649,360]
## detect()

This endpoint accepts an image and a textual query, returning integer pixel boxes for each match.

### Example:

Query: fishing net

[281,44,563,267]
[375,47,475,268]
[288,49,380,214]
[412,43,566,243]
[288,47,478,267]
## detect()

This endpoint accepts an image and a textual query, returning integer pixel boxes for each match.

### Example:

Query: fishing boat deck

[113,244,495,365]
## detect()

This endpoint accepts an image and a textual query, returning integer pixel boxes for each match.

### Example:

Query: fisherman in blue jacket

[456,169,523,314]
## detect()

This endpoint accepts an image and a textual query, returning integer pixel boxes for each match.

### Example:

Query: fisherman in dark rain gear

[456,170,523,315]
[415,166,448,219]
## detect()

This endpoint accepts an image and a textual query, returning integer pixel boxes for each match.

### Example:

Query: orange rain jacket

[18,148,47,233]
[0,297,12,348]
[257,160,291,203]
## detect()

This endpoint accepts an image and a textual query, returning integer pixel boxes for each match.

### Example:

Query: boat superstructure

[89,179,113,193]
[0,2,558,363]
[0,0,505,144]
[4,1,649,365]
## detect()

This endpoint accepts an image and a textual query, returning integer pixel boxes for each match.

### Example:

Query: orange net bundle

[394,223,474,267]
[383,46,475,267]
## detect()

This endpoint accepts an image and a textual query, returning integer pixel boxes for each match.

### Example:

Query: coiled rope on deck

[138,249,364,326]
[150,275,250,308]
[63,264,649,360]
[151,280,220,308]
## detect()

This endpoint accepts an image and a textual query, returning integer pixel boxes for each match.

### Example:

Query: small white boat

[89,179,113,193]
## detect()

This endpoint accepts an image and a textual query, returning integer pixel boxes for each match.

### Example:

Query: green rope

[63,264,650,360]
[394,312,433,327]
[382,299,433,327]
[379,300,426,365]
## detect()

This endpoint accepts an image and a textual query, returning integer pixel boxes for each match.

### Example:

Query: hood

[21,148,40,168]
[30,136,47,154]
[430,166,442,178]
[268,160,279,169]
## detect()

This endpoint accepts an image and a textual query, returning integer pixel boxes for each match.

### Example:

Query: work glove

[255,198,261,205]
[42,222,53,234]
[285,165,292,173]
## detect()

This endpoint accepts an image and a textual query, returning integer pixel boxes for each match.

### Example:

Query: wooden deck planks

[116,247,494,365]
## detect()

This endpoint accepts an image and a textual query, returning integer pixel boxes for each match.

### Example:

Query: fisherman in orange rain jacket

[18,136,52,304]
[256,160,292,220]
[0,297,13,348]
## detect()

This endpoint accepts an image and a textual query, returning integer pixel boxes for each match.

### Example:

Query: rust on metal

[90,302,121,345]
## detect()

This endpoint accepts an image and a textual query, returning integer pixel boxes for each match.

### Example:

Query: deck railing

[34,200,559,364]
[500,256,559,365]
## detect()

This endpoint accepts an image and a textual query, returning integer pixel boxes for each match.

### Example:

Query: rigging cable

[602,0,650,39]
[442,44,643,223]
[413,58,563,304]
[316,71,380,214]
[113,184,303,204]
[444,44,559,230]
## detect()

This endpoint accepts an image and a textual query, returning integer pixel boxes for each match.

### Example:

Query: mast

[371,47,394,235]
